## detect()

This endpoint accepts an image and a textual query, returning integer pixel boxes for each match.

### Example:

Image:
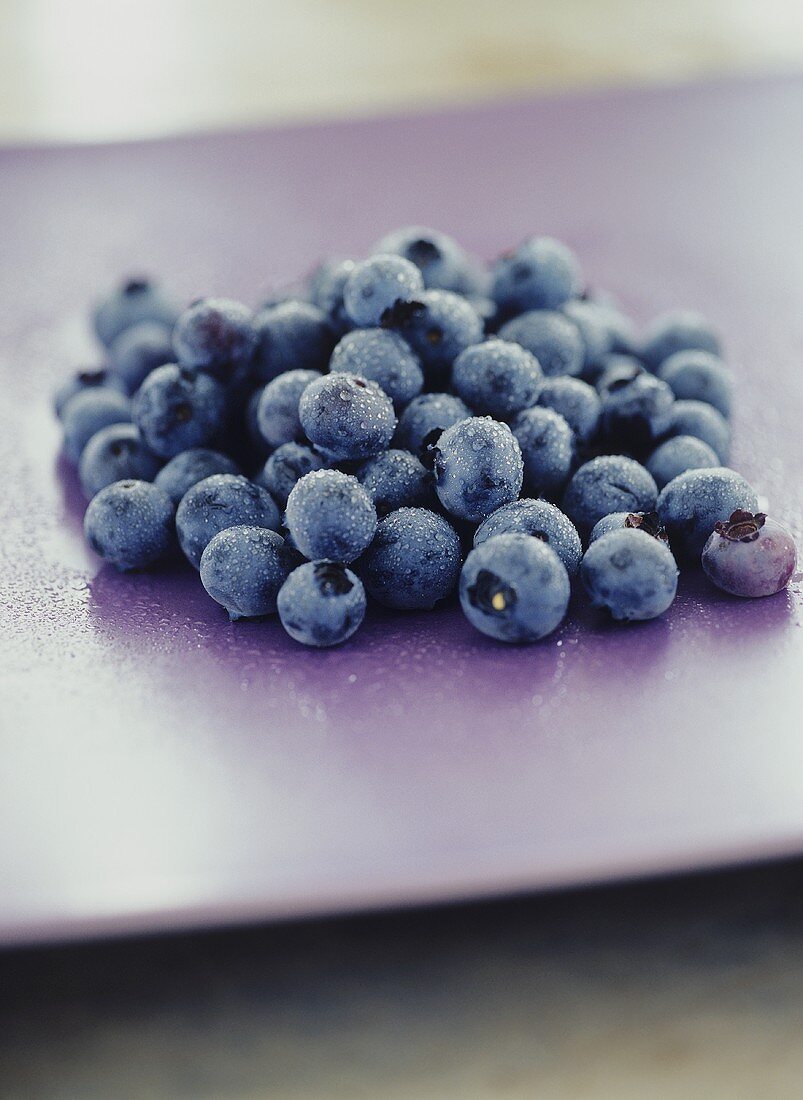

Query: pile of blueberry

[55,229,797,646]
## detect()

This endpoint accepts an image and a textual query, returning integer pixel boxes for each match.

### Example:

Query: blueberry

[460,533,570,643]
[61,388,132,463]
[298,373,396,461]
[343,254,424,327]
[173,298,257,381]
[329,329,423,409]
[588,511,632,544]
[491,237,581,315]
[498,310,585,378]
[54,368,125,421]
[176,474,280,569]
[563,455,658,535]
[255,369,320,448]
[257,442,326,507]
[646,435,720,490]
[361,507,462,610]
[285,470,377,562]
[641,310,721,371]
[373,226,481,294]
[253,300,336,383]
[92,277,179,349]
[84,480,175,572]
[108,321,174,394]
[588,510,669,545]
[657,350,733,418]
[511,407,574,498]
[562,299,614,369]
[434,416,523,522]
[451,339,542,420]
[278,561,367,646]
[154,447,240,505]
[132,364,228,458]
[199,525,298,620]
[580,528,678,621]
[381,290,483,387]
[535,377,601,444]
[473,498,582,576]
[599,372,675,452]
[356,449,434,515]
[666,400,731,463]
[593,355,644,393]
[79,423,162,499]
[702,511,798,597]
[393,392,471,455]
[656,467,758,559]
[307,259,357,333]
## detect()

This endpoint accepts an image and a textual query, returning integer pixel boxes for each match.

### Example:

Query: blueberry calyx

[511,262,531,284]
[714,509,767,543]
[467,568,518,615]
[123,278,150,296]
[419,427,444,469]
[77,368,108,386]
[605,370,641,393]
[407,239,441,266]
[380,299,426,328]
[314,561,354,597]
[625,511,669,542]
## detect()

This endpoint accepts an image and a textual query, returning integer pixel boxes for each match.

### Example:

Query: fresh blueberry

[199,525,298,620]
[588,510,669,545]
[154,447,240,505]
[78,423,162,499]
[434,416,523,522]
[641,310,721,371]
[173,298,257,382]
[666,400,731,463]
[108,321,175,395]
[393,392,471,455]
[343,254,424,327]
[54,368,125,420]
[176,474,280,569]
[563,455,658,535]
[491,237,581,315]
[593,354,644,393]
[253,300,336,383]
[562,299,614,369]
[581,528,678,621]
[657,467,759,560]
[257,442,326,507]
[646,435,720,490]
[657,350,733,418]
[285,469,377,562]
[255,369,320,448]
[92,277,179,349]
[84,480,175,572]
[356,449,434,515]
[460,533,570,643]
[298,373,396,461]
[599,372,675,452]
[373,226,482,294]
[61,388,132,462]
[702,510,798,597]
[381,290,483,388]
[361,507,462,610]
[535,377,601,444]
[307,259,357,333]
[451,339,542,420]
[511,407,574,498]
[132,364,228,458]
[498,310,585,378]
[277,561,367,646]
[473,498,582,577]
[329,328,423,409]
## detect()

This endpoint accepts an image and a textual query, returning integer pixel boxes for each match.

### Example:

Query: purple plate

[1,76,802,947]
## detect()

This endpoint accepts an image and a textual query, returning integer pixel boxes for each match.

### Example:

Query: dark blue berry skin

[373,226,481,294]
[277,561,367,647]
[83,480,175,572]
[666,400,731,463]
[599,372,675,452]
[393,392,471,456]
[562,299,614,369]
[108,321,174,394]
[78,423,162,500]
[646,435,720,490]
[54,368,125,420]
[491,237,581,315]
[256,369,320,448]
[451,339,542,420]
[498,310,585,378]
[460,533,570,643]
[344,254,425,327]
[199,525,299,620]
[154,447,240,505]
[173,298,257,382]
[581,528,678,621]
[176,474,280,569]
[330,329,423,410]
[382,290,483,388]
[285,470,377,563]
[563,455,658,535]
[253,301,336,384]
[473,498,582,577]
[656,467,758,560]
[657,350,733,418]
[512,407,574,498]
[536,377,601,445]
[356,449,434,515]
[257,442,326,507]
[641,310,721,371]
[61,388,132,462]
[588,511,634,544]
[361,507,462,610]
[434,416,523,523]
[132,364,228,459]
[308,259,357,333]
[92,278,179,349]
[298,373,396,461]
